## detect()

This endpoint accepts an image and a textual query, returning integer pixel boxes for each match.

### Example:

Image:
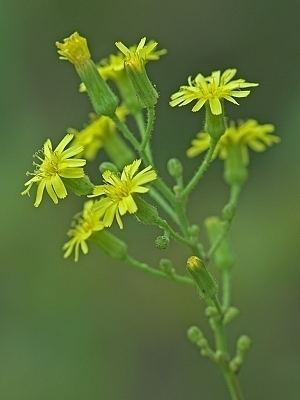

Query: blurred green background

[1,0,299,398]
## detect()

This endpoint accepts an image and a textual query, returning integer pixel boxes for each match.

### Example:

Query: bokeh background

[1,0,299,398]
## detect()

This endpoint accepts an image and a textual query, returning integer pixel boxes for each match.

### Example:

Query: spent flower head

[56,32,91,66]
[187,119,279,165]
[170,69,258,115]
[63,200,104,262]
[22,134,86,207]
[90,159,157,229]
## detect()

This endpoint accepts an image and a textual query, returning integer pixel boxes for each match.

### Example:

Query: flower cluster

[22,134,86,207]
[22,32,279,267]
[187,119,280,165]
[170,69,258,115]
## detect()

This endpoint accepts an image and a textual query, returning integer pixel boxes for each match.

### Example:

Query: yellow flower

[90,159,157,229]
[63,201,104,262]
[70,106,128,160]
[56,32,91,66]
[187,119,280,165]
[115,37,167,71]
[22,134,86,207]
[170,69,258,115]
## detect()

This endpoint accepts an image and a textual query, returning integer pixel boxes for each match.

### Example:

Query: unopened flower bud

[223,307,240,325]
[167,158,183,180]
[237,335,252,352]
[187,256,218,299]
[188,224,201,238]
[159,258,175,275]
[155,235,170,249]
[135,197,160,225]
[99,162,119,174]
[187,326,203,344]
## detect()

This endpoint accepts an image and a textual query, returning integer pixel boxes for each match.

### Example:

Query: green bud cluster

[230,335,252,373]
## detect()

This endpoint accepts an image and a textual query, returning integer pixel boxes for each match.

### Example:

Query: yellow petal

[55,134,74,153]
[34,180,46,207]
[52,175,67,199]
[209,97,222,115]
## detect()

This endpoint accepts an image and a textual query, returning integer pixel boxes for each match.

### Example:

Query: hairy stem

[141,107,155,151]
[181,139,218,198]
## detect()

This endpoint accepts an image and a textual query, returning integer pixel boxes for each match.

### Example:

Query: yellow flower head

[115,37,167,72]
[70,106,128,161]
[63,201,104,262]
[90,159,157,229]
[22,134,86,207]
[56,32,91,66]
[170,69,258,115]
[98,53,126,81]
[187,119,280,165]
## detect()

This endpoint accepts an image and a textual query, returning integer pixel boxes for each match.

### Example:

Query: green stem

[181,139,218,199]
[141,106,155,151]
[222,269,231,310]
[124,255,194,286]
[211,307,244,400]
[207,184,242,259]
[149,188,179,224]
[134,112,146,139]
[112,114,140,152]
[158,219,192,247]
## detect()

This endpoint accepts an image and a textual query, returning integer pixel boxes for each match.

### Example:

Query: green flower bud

[188,224,201,238]
[205,216,234,270]
[159,258,175,275]
[205,306,218,318]
[99,162,119,174]
[237,335,252,352]
[135,197,160,225]
[186,256,218,299]
[92,230,128,260]
[63,175,94,196]
[155,235,170,250]
[167,158,183,180]
[223,307,240,325]
[187,326,203,344]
